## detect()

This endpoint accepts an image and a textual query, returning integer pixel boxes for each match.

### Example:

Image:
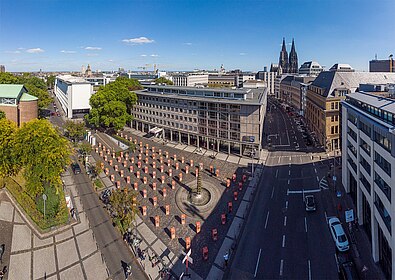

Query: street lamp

[251,148,256,175]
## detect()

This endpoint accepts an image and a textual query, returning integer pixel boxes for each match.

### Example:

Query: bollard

[228,201,233,212]
[171,180,176,190]
[152,153,156,160]
[129,165,134,173]
[165,205,170,215]
[145,157,149,164]
[153,161,156,169]
[185,237,191,250]
[155,216,160,227]
[226,179,231,188]
[152,171,156,179]
[234,191,238,201]
[110,174,115,182]
[181,214,186,225]
[142,206,147,216]
[175,162,179,170]
[196,221,201,233]
[202,247,208,261]
[212,228,218,241]
[134,182,138,191]
[160,165,164,173]
[136,171,140,179]
[126,176,131,184]
[165,151,169,158]
[185,165,189,174]
[163,188,167,198]
[170,227,176,239]
[120,170,124,178]
[152,182,157,191]
[169,169,173,177]
[181,156,185,164]
[160,156,163,164]
[167,159,171,167]
[221,214,226,225]
[159,149,162,155]
[153,196,157,206]
[143,189,147,198]
[152,146,155,153]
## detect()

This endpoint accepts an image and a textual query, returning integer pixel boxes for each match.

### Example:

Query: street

[229,97,339,279]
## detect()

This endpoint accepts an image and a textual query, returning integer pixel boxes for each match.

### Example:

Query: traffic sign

[333,175,337,182]
[345,209,354,223]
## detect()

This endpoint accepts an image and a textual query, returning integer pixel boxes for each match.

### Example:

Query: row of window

[347,97,395,126]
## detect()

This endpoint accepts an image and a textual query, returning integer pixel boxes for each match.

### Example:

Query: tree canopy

[46,75,56,89]
[64,120,85,141]
[0,119,19,178]
[86,77,140,130]
[13,119,72,196]
[0,110,5,119]
[110,188,138,233]
[154,77,173,85]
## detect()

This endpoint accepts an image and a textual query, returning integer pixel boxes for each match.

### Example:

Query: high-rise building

[369,55,394,72]
[278,38,289,74]
[0,65,5,73]
[288,39,298,74]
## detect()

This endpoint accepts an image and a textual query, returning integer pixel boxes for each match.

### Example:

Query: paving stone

[137,222,157,245]
[152,238,174,265]
[33,234,53,248]
[238,157,250,166]
[227,217,243,240]
[62,175,74,186]
[11,224,31,252]
[227,155,240,164]
[55,228,73,242]
[82,252,108,280]
[56,238,79,270]
[33,246,56,279]
[73,212,89,235]
[206,264,225,280]
[215,153,228,161]
[243,186,254,202]
[0,201,14,222]
[214,236,234,267]
[9,252,31,280]
[13,209,24,223]
[59,263,84,280]
[76,229,97,259]
[235,200,249,219]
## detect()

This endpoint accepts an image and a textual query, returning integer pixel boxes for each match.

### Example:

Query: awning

[149,127,163,134]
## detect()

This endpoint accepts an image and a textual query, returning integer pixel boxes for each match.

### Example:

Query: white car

[328,217,349,252]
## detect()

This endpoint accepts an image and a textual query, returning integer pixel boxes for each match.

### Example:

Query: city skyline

[0,0,394,72]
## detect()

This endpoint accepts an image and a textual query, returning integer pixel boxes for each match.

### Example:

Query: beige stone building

[305,64,395,151]
[131,85,267,157]
[0,84,38,126]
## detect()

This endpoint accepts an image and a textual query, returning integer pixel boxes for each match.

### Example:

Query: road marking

[289,163,291,167]
[254,249,262,278]
[284,216,287,226]
[314,168,317,173]
[279,259,284,276]
[308,260,312,280]
[305,217,308,232]
[288,170,291,176]
[285,201,288,209]
[316,176,319,182]
[275,170,279,178]
[325,211,328,223]
[282,235,286,247]
[278,157,281,164]
[287,189,321,195]
[264,212,270,229]
[287,179,290,185]
[271,187,275,199]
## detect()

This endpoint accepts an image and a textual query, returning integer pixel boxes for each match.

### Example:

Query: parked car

[71,162,81,174]
[329,217,350,252]
[339,260,360,280]
[304,195,316,211]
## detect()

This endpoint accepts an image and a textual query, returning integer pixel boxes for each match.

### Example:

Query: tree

[64,120,86,141]
[0,72,18,84]
[0,110,5,119]
[86,77,139,130]
[0,119,19,179]
[46,75,56,89]
[154,77,173,85]
[24,84,52,109]
[110,188,138,234]
[13,119,72,196]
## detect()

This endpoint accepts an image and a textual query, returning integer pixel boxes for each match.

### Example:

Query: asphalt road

[48,95,147,280]
[229,97,339,279]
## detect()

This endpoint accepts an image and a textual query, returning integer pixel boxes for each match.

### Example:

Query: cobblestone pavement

[92,131,251,279]
[0,174,108,280]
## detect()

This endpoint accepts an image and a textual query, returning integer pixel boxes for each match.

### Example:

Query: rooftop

[347,91,395,114]
[0,84,26,99]
[57,75,91,84]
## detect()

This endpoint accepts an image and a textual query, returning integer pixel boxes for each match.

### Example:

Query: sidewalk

[327,167,385,279]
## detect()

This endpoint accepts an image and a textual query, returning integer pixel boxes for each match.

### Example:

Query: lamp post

[251,148,256,175]
[42,193,47,219]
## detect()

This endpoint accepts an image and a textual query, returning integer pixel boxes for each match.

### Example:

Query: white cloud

[150,54,159,57]
[239,52,247,56]
[60,50,76,54]
[183,42,193,46]
[140,54,147,57]
[5,50,21,54]
[122,37,155,45]
[85,46,102,50]
[26,48,44,53]
[87,53,99,57]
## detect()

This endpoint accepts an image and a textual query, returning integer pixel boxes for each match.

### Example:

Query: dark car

[304,195,316,211]
[339,261,360,280]
[71,163,81,174]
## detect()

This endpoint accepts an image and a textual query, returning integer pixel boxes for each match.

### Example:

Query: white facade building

[171,74,209,87]
[298,61,323,76]
[342,88,395,279]
[54,75,93,118]
[256,71,276,95]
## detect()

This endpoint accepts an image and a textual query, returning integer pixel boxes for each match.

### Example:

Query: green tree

[24,84,52,109]
[13,119,72,196]
[64,120,86,141]
[0,110,5,119]
[86,77,139,130]
[154,77,173,85]
[46,75,56,89]
[0,72,19,84]
[0,119,19,179]
[110,188,138,234]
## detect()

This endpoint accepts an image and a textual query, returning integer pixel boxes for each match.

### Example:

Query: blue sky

[0,0,394,72]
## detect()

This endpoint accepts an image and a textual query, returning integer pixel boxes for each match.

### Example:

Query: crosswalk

[319,177,329,190]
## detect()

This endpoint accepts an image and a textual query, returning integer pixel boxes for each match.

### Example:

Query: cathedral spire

[279,38,289,74]
[288,38,298,74]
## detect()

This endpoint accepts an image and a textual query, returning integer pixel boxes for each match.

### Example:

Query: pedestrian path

[0,170,108,280]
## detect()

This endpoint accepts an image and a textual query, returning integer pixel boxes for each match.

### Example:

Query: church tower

[288,39,298,74]
[278,38,289,74]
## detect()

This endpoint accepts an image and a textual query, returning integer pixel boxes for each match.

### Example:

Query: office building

[171,74,209,87]
[299,61,324,76]
[305,64,395,152]
[208,74,236,87]
[370,56,394,72]
[342,85,395,279]
[54,75,93,118]
[256,70,276,95]
[0,84,38,126]
[0,65,5,73]
[131,85,267,157]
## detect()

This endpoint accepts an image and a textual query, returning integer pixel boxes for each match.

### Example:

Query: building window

[360,156,371,176]
[374,131,392,152]
[360,121,371,137]
[348,140,357,157]
[374,193,392,233]
[348,127,357,142]
[360,138,371,156]
[360,173,371,194]
[375,152,391,177]
[374,172,391,202]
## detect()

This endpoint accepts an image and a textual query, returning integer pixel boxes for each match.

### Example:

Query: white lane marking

[287,189,321,194]
[279,259,284,276]
[289,156,291,161]
[305,217,308,232]
[308,260,312,280]
[288,170,291,176]
[325,211,328,223]
[289,163,291,167]
[254,249,262,278]
[314,168,317,173]
[312,162,315,166]
[264,212,270,229]
[275,170,279,178]
[278,157,281,164]
[271,187,275,199]
[284,216,287,226]
[288,179,290,185]
[316,176,319,182]
[285,201,288,209]
[282,235,286,247]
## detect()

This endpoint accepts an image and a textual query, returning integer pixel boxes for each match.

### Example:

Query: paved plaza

[0,171,108,280]
[92,130,261,279]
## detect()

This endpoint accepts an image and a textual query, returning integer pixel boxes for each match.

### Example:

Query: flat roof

[347,91,395,113]
[57,75,91,84]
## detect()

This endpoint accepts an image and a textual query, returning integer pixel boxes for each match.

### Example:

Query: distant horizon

[1,0,394,72]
